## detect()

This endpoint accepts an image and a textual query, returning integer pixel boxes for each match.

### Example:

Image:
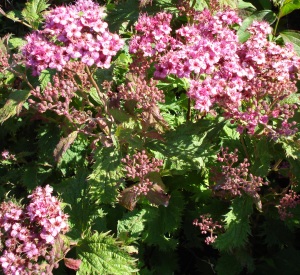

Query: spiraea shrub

[1,0,300,274]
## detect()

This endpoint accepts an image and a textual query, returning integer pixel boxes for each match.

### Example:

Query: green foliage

[215,196,254,251]
[76,231,138,275]
[38,69,55,90]
[148,119,224,173]
[278,0,300,19]
[88,146,123,204]
[21,0,49,29]
[8,37,26,49]
[0,89,30,123]
[216,253,243,275]
[1,0,300,274]
[141,191,185,250]
[280,30,300,56]
[117,208,147,240]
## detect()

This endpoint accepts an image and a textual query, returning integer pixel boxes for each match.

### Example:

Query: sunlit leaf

[279,0,300,18]
[0,90,30,123]
[280,30,300,56]
[77,232,138,275]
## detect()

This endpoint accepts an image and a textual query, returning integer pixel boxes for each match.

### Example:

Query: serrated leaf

[8,37,26,49]
[88,147,123,204]
[117,209,147,238]
[54,131,78,163]
[280,30,300,56]
[252,137,271,176]
[76,232,138,275]
[280,93,300,105]
[21,0,49,29]
[39,69,55,90]
[55,170,106,236]
[219,0,238,8]
[6,11,20,21]
[216,253,243,275]
[223,124,240,140]
[142,191,185,250]
[147,119,224,172]
[214,196,253,251]
[0,90,30,123]
[279,139,300,159]
[279,0,300,18]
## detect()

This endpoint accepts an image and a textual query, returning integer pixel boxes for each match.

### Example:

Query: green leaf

[106,0,140,33]
[77,232,138,275]
[38,69,55,90]
[53,131,78,163]
[147,119,224,173]
[21,0,49,29]
[280,30,300,56]
[223,124,240,140]
[237,10,276,42]
[88,146,123,204]
[117,209,147,238]
[279,0,300,18]
[55,170,106,237]
[6,11,21,22]
[216,253,243,275]
[142,191,185,250]
[214,196,253,251]
[238,0,257,10]
[57,134,89,175]
[8,37,26,49]
[0,90,30,123]
[279,139,300,159]
[252,137,272,176]
[89,87,102,106]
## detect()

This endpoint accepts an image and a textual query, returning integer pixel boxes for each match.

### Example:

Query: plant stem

[0,8,32,29]
[85,65,106,109]
[240,135,250,161]
[187,98,191,121]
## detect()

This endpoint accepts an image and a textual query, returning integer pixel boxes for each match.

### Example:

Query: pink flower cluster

[122,150,163,196]
[277,190,300,220]
[193,214,222,244]
[131,9,300,136]
[0,49,9,73]
[213,148,268,198]
[0,185,69,275]
[129,12,176,73]
[130,12,174,57]
[1,150,15,161]
[22,0,124,75]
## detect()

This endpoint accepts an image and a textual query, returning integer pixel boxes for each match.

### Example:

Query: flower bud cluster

[121,150,163,196]
[22,0,124,75]
[131,9,300,136]
[277,190,300,220]
[0,49,9,74]
[118,76,165,112]
[0,185,69,275]
[193,214,222,244]
[29,74,77,115]
[214,148,268,198]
